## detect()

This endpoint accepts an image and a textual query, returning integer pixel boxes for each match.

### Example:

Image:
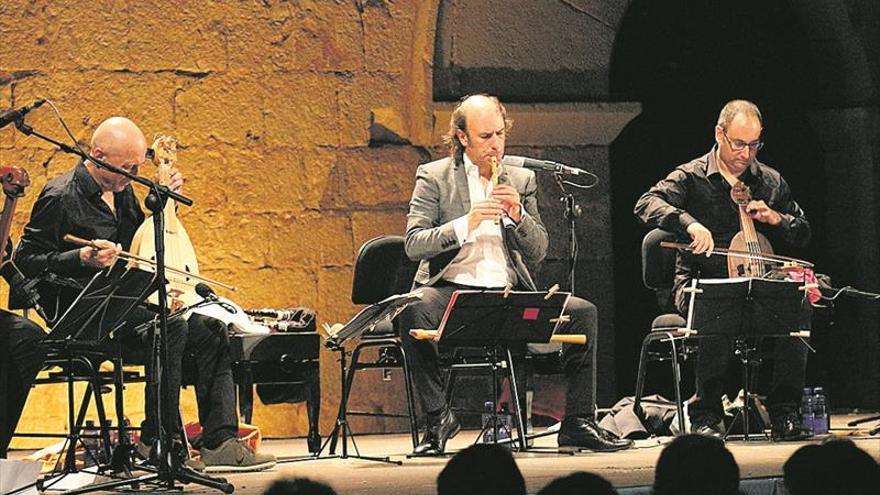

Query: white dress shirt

[441,154,514,288]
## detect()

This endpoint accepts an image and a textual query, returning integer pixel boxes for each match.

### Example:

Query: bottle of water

[812,387,828,435]
[81,420,101,467]
[800,387,815,434]
[482,401,496,443]
[496,404,512,447]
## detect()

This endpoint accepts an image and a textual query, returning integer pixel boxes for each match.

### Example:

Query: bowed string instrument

[662,180,813,273]
[660,179,822,302]
[128,135,233,311]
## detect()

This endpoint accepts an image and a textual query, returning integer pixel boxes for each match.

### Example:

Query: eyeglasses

[723,131,764,152]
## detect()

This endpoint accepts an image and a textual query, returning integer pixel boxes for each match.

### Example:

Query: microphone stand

[553,173,582,292]
[13,118,234,493]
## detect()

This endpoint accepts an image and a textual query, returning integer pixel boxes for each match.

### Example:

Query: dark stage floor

[6,415,880,495]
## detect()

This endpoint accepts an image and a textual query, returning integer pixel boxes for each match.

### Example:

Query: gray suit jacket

[404,156,549,290]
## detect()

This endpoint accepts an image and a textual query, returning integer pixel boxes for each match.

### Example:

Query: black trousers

[397,283,598,420]
[677,296,810,421]
[119,310,238,450]
[0,310,46,458]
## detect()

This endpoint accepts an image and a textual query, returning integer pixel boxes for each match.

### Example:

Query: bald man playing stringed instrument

[15,117,275,472]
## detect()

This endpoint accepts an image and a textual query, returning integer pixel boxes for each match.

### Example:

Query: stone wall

[1,0,432,443]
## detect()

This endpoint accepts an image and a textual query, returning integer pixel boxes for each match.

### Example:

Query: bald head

[87,117,147,193]
[91,117,147,155]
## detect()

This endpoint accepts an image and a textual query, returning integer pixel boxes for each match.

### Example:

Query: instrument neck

[737,205,764,273]
[0,196,19,258]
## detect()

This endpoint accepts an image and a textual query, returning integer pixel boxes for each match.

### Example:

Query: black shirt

[14,161,145,314]
[634,146,811,311]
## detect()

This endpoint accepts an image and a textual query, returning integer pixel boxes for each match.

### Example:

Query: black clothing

[398,282,597,418]
[0,310,46,457]
[634,146,811,421]
[15,161,237,449]
[634,147,811,313]
[16,162,145,318]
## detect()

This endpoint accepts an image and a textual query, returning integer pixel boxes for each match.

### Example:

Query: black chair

[632,228,692,434]
[4,257,140,476]
[336,235,419,449]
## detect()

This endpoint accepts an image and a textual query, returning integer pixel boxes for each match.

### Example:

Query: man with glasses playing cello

[634,100,813,441]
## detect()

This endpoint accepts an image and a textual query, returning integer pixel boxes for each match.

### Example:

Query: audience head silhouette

[653,434,739,495]
[537,471,617,495]
[437,444,526,495]
[263,478,337,495]
[784,439,879,495]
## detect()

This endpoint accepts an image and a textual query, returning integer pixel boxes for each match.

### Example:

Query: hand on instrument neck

[745,199,782,226]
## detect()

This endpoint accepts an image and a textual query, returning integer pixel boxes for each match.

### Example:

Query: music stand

[690,277,810,439]
[30,261,157,493]
[43,261,158,349]
[282,290,421,465]
[435,289,570,452]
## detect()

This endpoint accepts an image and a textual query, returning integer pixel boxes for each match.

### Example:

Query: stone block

[174,70,266,146]
[262,72,340,148]
[10,71,178,144]
[335,147,421,207]
[351,210,408,251]
[125,3,226,73]
[337,72,405,146]
[260,0,365,72]
[265,211,353,268]
[317,265,357,327]
[362,0,417,72]
[171,143,337,214]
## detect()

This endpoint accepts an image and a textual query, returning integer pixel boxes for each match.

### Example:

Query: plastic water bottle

[482,401,496,443]
[800,387,815,434]
[496,404,512,447]
[81,420,101,467]
[812,387,829,435]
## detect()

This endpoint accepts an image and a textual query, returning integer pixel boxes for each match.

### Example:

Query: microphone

[502,155,584,176]
[0,99,46,130]
[195,282,238,314]
[195,282,216,300]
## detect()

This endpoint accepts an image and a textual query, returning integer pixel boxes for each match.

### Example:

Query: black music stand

[689,277,810,440]
[29,262,156,493]
[43,262,158,348]
[435,289,569,452]
[281,291,421,465]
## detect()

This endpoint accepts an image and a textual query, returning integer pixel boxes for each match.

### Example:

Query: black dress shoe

[771,414,812,442]
[307,431,321,454]
[557,417,634,452]
[691,417,724,438]
[412,408,460,456]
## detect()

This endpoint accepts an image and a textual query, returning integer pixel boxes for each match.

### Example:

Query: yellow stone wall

[1,0,440,446]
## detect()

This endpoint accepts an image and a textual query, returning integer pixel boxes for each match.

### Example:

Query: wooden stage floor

[8,415,880,494]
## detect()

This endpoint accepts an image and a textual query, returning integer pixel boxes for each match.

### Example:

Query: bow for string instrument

[659,180,813,270]
[659,180,821,301]
[128,135,215,311]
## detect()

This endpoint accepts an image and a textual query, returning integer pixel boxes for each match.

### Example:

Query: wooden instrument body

[727,180,774,278]
[129,136,200,309]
